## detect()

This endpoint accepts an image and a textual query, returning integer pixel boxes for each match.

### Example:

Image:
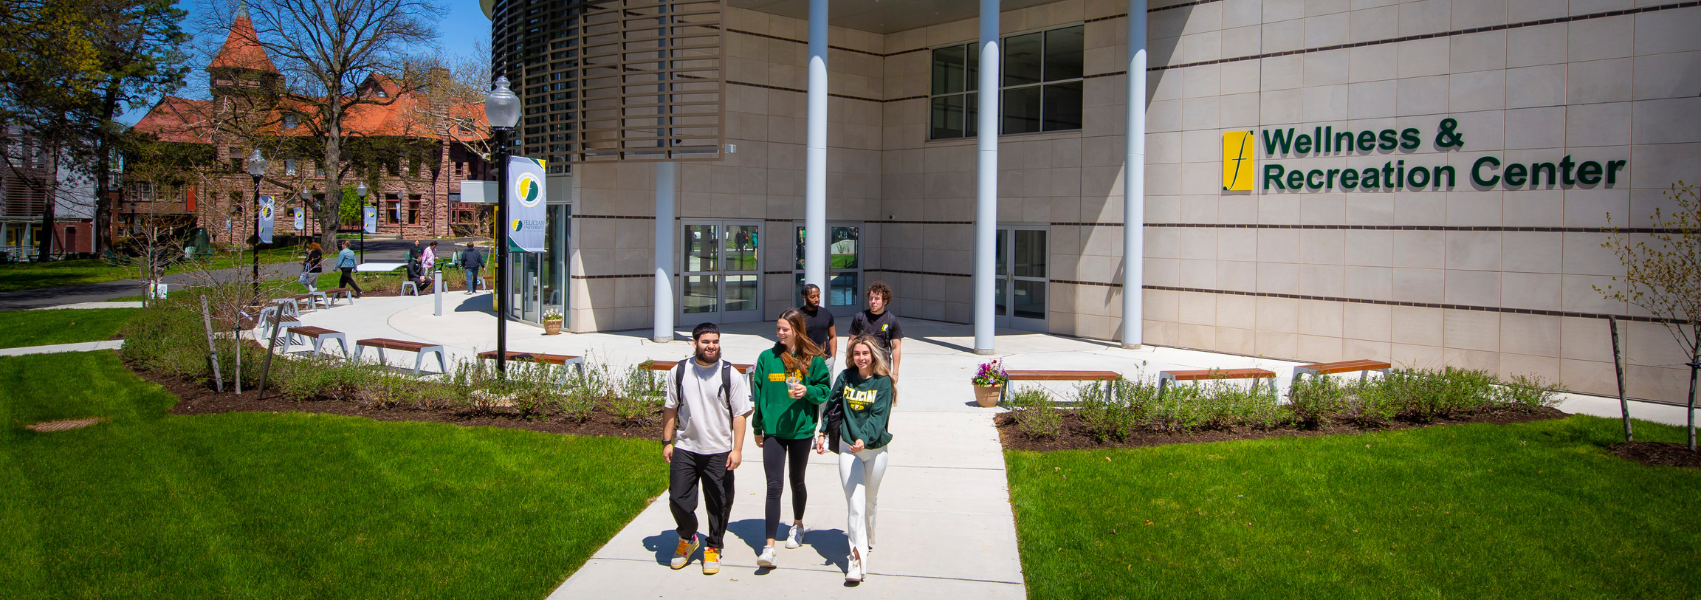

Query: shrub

[556,360,613,423]
[1009,386,1061,439]
[1495,374,1565,409]
[1288,375,1351,427]
[608,365,664,426]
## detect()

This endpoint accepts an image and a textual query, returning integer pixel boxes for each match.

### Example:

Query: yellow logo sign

[768,373,786,382]
[1222,131,1255,191]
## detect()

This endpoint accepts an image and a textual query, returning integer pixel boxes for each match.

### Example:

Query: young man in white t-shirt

[662,322,753,575]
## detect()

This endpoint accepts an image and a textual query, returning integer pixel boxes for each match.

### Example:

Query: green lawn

[1,352,665,599]
[1007,416,1701,599]
[0,308,138,348]
[0,247,302,293]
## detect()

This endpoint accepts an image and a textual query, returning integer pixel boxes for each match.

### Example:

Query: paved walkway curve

[0,340,124,356]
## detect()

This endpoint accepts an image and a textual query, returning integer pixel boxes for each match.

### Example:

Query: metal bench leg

[335,337,348,359]
[311,336,324,356]
[413,352,425,375]
[1157,376,1172,401]
[377,348,387,366]
[354,345,365,361]
[435,350,447,375]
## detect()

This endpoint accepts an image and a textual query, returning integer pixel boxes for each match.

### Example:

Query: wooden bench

[1157,368,1278,398]
[322,288,355,306]
[285,293,325,312]
[1292,359,1391,382]
[252,305,300,340]
[285,326,348,357]
[477,350,585,384]
[354,338,448,375]
[1001,370,1123,405]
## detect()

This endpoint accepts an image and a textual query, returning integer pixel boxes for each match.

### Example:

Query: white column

[973,0,1000,354]
[804,0,829,297]
[1122,0,1147,349]
[654,161,676,343]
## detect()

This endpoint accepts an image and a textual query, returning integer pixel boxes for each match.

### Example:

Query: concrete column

[804,0,828,297]
[654,161,676,343]
[1122,0,1147,349]
[973,0,1000,354]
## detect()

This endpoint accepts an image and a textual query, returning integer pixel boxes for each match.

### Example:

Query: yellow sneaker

[702,546,721,575]
[670,535,699,570]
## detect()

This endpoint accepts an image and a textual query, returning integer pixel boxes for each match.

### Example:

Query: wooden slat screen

[493,0,725,167]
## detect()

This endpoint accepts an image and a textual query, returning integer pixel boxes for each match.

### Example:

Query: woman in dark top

[299,242,324,292]
[817,334,894,584]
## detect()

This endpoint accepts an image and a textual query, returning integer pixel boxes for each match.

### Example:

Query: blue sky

[118,0,490,124]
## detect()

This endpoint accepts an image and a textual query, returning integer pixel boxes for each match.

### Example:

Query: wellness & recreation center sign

[1223,118,1627,192]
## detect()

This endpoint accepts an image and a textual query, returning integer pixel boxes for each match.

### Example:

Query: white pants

[838,443,888,561]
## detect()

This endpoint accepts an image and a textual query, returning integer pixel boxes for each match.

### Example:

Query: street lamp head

[245,149,266,178]
[355,181,369,198]
[485,76,521,130]
[299,188,312,201]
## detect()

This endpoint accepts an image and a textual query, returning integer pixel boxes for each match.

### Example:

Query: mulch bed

[132,365,663,440]
[1607,441,1701,469]
[996,407,1570,452]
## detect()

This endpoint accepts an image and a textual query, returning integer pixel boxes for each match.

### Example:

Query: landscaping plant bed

[1608,441,1701,469]
[996,406,1568,452]
[135,366,666,440]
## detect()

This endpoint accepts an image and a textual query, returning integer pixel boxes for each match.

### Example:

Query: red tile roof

[208,15,278,74]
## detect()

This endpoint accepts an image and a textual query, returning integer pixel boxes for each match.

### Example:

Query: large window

[930,24,1084,140]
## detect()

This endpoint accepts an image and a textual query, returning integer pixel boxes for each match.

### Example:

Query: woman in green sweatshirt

[751,308,830,568]
[816,334,894,584]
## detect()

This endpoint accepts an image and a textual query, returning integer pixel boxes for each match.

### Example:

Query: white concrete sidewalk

[284,292,1697,597]
[31,301,145,310]
[0,340,124,356]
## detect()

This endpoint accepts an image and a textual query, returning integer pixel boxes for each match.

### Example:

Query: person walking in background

[422,241,437,271]
[849,281,903,380]
[407,239,422,271]
[663,323,752,576]
[799,283,837,373]
[459,242,483,294]
[751,308,830,568]
[818,334,895,584]
[298,242,323,292]
[335,240,362,298]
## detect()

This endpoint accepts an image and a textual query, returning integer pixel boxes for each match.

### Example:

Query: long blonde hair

[844,334,891,379]
[777,308,823,372]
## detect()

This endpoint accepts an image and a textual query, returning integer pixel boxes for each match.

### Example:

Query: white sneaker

[785,523,806,549]
[845,555,863,583]
[757,545,776,568]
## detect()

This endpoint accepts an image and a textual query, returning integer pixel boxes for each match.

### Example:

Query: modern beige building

[485,0,1700,404]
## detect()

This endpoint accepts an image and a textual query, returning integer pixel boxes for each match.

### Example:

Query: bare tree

[198,0,445,250]
[1598,181,1701,451]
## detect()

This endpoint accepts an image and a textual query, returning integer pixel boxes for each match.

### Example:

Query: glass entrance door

[680,221,762,325]
[793,224,863,318]
[995,227,1048,331]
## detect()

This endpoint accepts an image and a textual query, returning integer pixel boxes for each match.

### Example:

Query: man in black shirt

[798,283,836,372]
[848,280,902,380]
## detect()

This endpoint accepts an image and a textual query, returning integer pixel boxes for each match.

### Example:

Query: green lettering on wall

[1470,157,1500,187]
[1262,129,1294,155]
[1287,169,1305,190]
[1340,168,1359,189]
[1295,134,1313,154]
[1399,128,1420,150]
[1264,164,1286,189]
[1357,130,1376,152]
[1378,130,1398,150]
[1532,162,1557,187]
[1505,163,1528,187]
[1608,160,1627,185]
[1362,167,1380,189]
[1306,169,1325,190]
[1433,165,1455,188]
[1577,161,1602,185]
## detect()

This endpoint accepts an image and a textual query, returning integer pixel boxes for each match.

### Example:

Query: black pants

[763,436,812,540]
[338,267,363,296]
[669,449,734,549]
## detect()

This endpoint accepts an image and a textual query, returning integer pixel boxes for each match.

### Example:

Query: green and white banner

[293,208,305,230]
[257,195,274,243]
[507,156,547,253]
[363,206,377,234]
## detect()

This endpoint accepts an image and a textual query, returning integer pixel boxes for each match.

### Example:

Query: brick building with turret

[126,6,490,245]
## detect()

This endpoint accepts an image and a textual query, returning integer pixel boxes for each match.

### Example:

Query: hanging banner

[257,195,274,244]
[293,208,305,230]
[507,156,547,253]
[363,206,377,234]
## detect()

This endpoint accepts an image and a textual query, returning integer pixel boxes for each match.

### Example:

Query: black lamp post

[245,149,267,296]
[299,188,313,240]
[355,181,369,263]
[485,76,521,375]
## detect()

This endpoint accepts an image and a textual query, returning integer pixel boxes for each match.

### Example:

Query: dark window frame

[928,24,1085,141]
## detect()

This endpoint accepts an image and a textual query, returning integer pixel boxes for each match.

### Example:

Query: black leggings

[338,267,363,295]
[763,436,812,540]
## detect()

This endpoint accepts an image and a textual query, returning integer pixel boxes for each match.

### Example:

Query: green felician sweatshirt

[751,345,830,440]
[831,369,893,450]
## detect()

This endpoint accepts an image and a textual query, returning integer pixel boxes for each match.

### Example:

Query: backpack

[673,358,734,428]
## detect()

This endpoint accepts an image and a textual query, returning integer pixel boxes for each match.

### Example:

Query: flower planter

[543,319,563,335]
[973,384,1004,408]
